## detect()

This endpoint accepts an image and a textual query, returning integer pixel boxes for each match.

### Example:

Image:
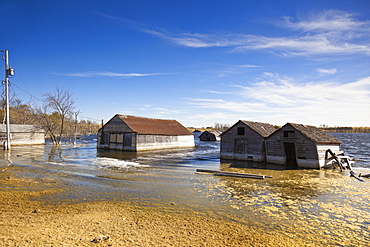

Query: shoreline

[0,167,311,246]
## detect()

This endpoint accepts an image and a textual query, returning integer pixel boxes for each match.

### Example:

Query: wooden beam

[350,171,364,182]
[359,173,370,178]
[196,169,272,179]
[213,172,265,179]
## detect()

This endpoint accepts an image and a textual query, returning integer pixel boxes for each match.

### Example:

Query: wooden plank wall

[220,122,265,161]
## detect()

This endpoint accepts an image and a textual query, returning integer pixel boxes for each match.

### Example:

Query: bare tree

[213,122,231,132]
[41,87,76,145]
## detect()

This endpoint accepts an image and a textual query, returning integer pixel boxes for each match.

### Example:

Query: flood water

[1,132,370,246]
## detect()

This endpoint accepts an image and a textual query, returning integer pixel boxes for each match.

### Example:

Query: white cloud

[142,10,370,56]
[154,107,185,115]
[187,75,370,126]
[96,9,370,56]
[53,71,172,77]
[281,10,369,34]
[240,64,260,68]
[187,98,267,113]
[317,68,337,74]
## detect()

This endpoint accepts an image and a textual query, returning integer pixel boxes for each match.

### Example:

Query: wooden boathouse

[199,130,221,141]
[266,123,342,169]
[97,114,194,151]
[0,124,45,146]
[220,120,276,162]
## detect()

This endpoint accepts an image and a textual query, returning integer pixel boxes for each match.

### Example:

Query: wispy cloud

[130,104,185,117]
[122,10,370,56]
[281,10,367,33]
[187,98,267,113]
[54,71,173,77]
[317,68,337,75]
[187,74,370,126]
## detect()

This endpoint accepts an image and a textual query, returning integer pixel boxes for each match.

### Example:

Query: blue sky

[1,0,370,127]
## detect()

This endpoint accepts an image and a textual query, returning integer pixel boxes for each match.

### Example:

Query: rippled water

[331,132,370,167]
[1,133,369,246]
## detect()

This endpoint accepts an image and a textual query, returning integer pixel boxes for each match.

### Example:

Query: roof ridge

[115,114,192,136]
[117,114,176,121]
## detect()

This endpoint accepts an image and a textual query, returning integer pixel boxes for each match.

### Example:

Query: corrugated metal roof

[240,120,277,137]
[117,115,193,136]
[288,123,341,144]
[0,124,45,133]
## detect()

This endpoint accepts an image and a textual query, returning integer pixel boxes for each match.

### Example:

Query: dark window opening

[100,131,106,144]
[237,127,245,135]
[284,130,295,137]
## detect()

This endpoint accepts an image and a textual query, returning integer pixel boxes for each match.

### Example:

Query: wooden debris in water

[324,149,364,182]
[350,170,364,182]
[359,173,370,178]
[324,149,353,171]
[196,169,272,179]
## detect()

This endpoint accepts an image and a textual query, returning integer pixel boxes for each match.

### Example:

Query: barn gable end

[220,120,276,162]
[266,123,342,169]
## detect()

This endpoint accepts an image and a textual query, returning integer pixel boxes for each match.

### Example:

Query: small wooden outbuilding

[220,120,277,162]
[199,130,222,141]
[266,123,342,169]
[97,114,194,151]
[0,124,45,146]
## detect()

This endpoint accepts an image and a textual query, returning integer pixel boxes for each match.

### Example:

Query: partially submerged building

[220,120,276,162]
[199,130,222,141]
[97,114,194,151]
[0,124,45,146]
[266,123,342,169]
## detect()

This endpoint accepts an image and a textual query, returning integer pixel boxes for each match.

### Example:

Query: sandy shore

[0,168,312,247]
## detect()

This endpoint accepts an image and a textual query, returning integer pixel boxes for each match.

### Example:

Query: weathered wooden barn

[0,124,45,146]
[97,114,194,151]
[266,123,342,169]
[220,120,277,162]
[199,130,221,141]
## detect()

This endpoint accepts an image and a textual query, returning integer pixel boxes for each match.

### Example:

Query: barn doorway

[284,142,298,168]
[234,139,245,154]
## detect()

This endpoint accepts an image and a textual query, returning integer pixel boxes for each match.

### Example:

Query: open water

[1,132,370,246]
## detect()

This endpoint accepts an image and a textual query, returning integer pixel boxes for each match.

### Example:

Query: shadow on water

[47,146,65,163]
[224,159,291,171]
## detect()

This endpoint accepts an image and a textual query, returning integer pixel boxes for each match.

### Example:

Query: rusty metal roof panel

[117,115,193,136]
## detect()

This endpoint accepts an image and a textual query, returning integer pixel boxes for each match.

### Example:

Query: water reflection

[47,146,65,163]
[225,159,288,170]
[97,149,140,160]
[1,134,370,246]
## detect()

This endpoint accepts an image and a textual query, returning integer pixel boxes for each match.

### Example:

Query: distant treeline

[189,125,370,134]
[319,127,370,133]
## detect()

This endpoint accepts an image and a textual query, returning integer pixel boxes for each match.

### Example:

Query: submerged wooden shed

[220,120,276,162]
[0,124,45,146]
[199,130,222,141]
[266,123,342,169]
[97,114,194,151]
